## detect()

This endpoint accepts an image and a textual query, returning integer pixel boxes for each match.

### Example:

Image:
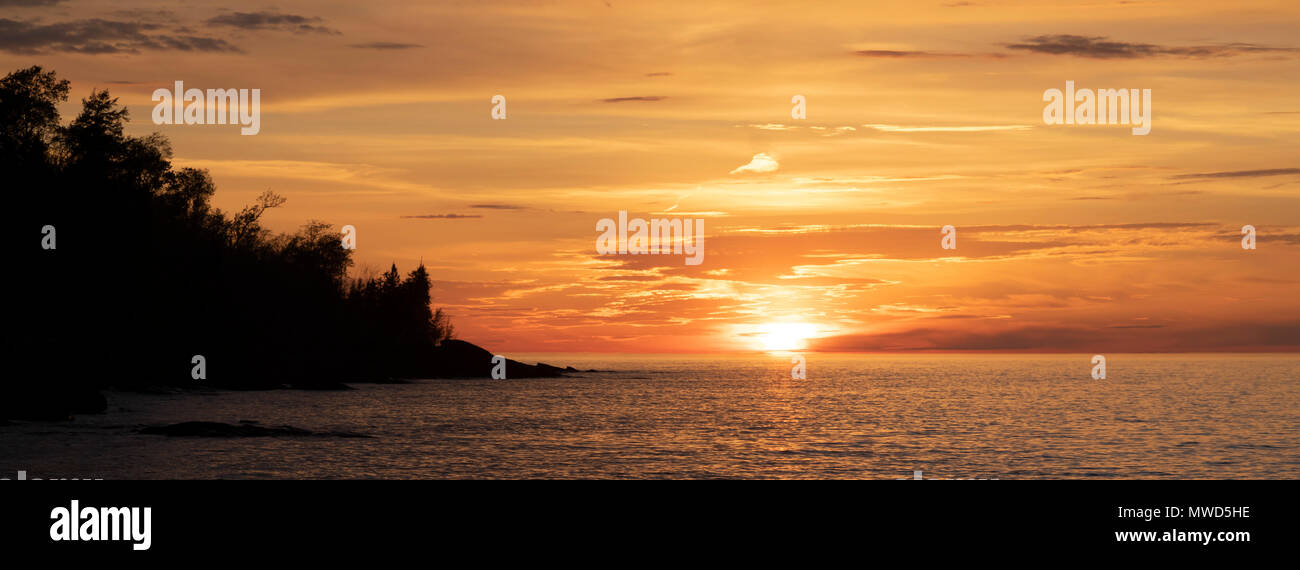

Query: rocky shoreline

[2,339,588,422]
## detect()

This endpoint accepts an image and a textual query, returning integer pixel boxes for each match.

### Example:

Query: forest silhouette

[2,66,486,420]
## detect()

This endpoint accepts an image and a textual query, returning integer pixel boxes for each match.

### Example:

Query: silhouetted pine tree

[2,66,455,418]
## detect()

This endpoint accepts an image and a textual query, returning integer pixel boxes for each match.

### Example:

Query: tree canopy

[5,66,453,411]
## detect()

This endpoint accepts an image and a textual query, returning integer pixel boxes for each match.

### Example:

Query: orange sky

[4,0,1298,352]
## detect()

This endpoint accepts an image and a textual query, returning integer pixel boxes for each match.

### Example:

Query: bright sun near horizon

[756,323,818,352]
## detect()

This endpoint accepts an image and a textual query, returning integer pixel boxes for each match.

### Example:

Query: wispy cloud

[852,49,1004,59]
[600,96,667,103]
[0,18,241,54]
[400,214,483,219]
[740,124,856,136]
[597,275,662,282]
[206,11,340,35]
[1171,168,1300,180]
[348,42,423,50]
[863,124,1031,132]
[1006,34,1297,59]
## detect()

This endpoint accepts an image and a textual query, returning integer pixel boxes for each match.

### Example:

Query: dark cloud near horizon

[1222,229,1300,245]
[1006,34,1297,58]
[1171,168,1300,180]
[852,48,1010,60]
[852,49,1001,59]
[0,18,241,54]
[600,96,667,103]
[810,321,1300,352]
[469,204,525,210]
[0,0,64,6]
[206,11,340,35]
[960,221,1217,232]
[400,214,483,219]
[855,50,937,57]
[348,42,424,50]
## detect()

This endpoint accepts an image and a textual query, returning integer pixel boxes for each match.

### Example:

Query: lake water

[2,353,1297,479]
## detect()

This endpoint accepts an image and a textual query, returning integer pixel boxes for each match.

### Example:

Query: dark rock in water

[139,421,372,438]
[534,362,565,375]
[289,381,356,391]
[429,339,567,378]
[122,386,185,395]
[3,338,573,423]
[343,377,410,385]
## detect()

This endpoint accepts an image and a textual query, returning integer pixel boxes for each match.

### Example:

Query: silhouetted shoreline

[3,337,585,422]
[2,66,577,423]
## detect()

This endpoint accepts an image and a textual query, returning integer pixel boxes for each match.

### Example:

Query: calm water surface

[2,354,1296,479]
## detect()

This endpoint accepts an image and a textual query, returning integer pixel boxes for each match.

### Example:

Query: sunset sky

[4,0,1298,352]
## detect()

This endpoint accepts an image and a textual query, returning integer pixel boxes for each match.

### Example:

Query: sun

[755,323,817,351]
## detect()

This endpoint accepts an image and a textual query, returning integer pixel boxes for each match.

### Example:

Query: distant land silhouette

[2,66,572,422]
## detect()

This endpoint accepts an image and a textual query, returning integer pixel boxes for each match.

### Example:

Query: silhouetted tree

[2,67,457,418]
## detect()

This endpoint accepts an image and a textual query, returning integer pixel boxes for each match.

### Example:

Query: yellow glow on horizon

[756,323,818,351]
